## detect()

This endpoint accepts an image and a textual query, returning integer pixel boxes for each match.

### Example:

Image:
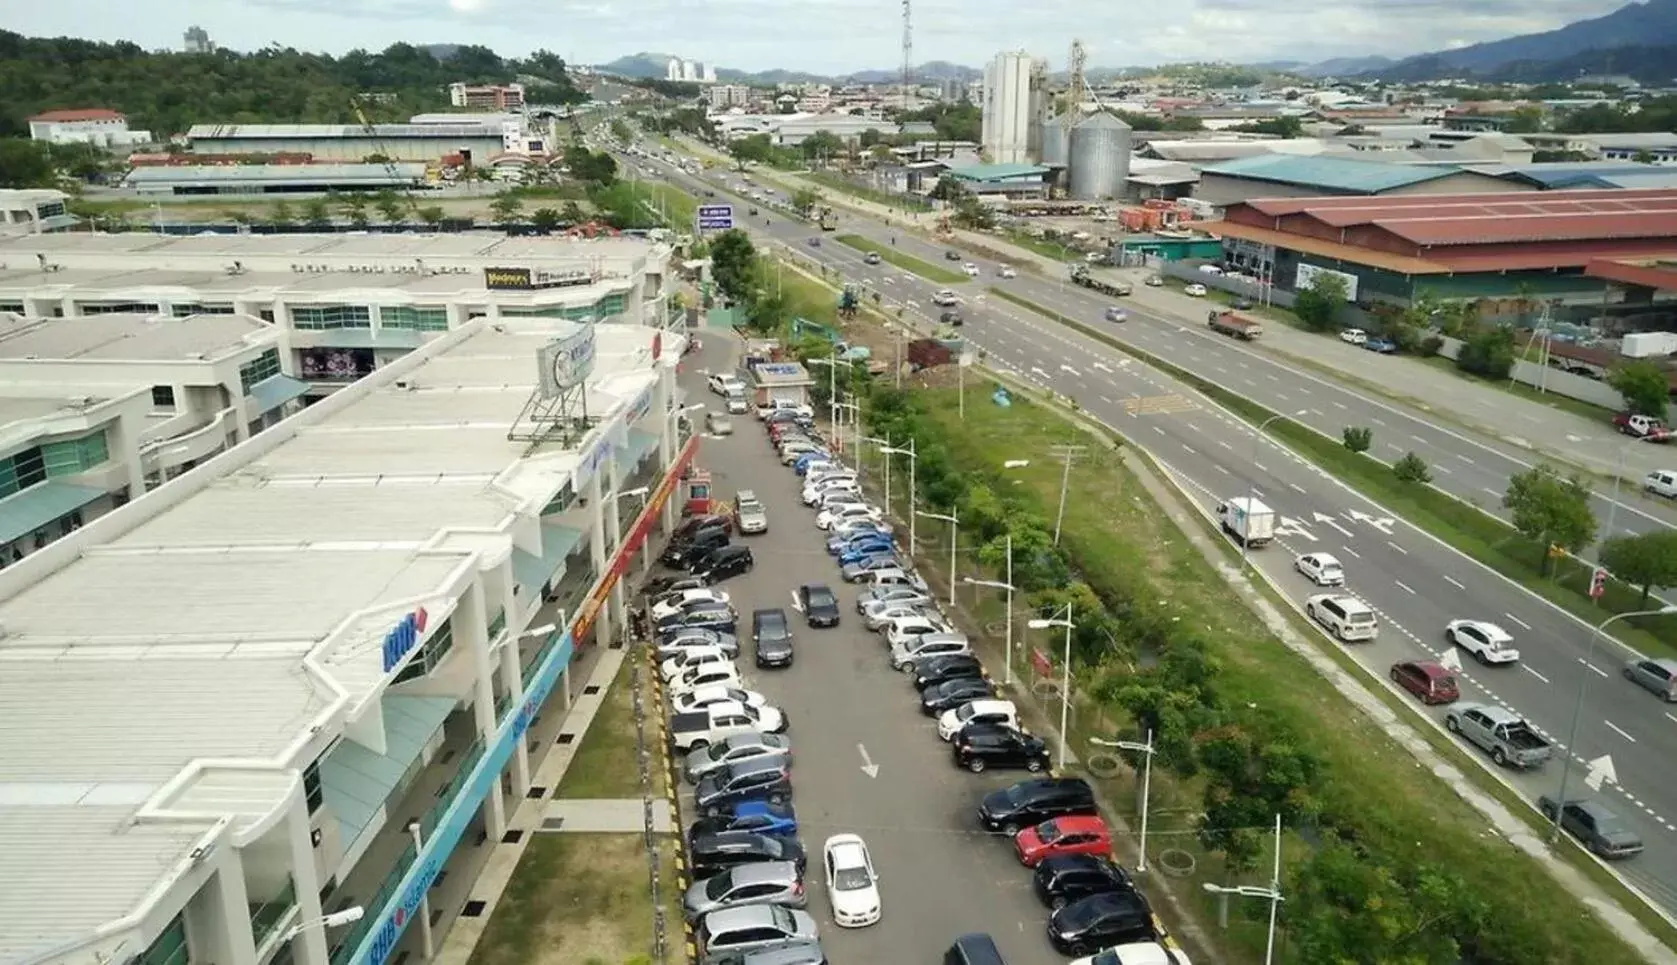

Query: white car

[1293,552,1344,587]
[660,645,734,682]
[884,615,950,650]
[1184,283,1208,297]
[655,632,740,661]
[815,489,866,511]
[651,588,733,621]
[932,289,959,306]
[670,685,769,715]
[998,266,1018,278]
[831,517,893,540]
[822,834,881,927]
[1446,619,1521,665]
[805,480,860,506]
[937,699,1019,741]
[863,567,926,591]
[891,632,970,671]
[1069,943,1193,965]
[669,663,743,696]
[707,373,745,396]
[818,503,884,530]
[863,601,935,631]
[1339,328,1368,346]
[961,262,980,276]
[725,395,750,415]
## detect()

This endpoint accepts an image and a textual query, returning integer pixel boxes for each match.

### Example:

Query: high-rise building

[448,82,525,110]
[982,51,1035,164]
[702,63,718,84]
[183,25,213,54]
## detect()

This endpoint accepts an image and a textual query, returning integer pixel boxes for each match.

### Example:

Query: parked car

[690,830,808,878]
[821,833,882,927]
[838,542,897,568]
[665,530,732,568]
[1446,619,1520,665]
[953,724,1049,774]
[753,608,796,669]
[1537,795,1645,859]
[671,685,767,716]
[670,663,745,698]
[841,554,906,583]
[857,584,930,612]
[686,732,793,784]
[1184,283,1207,296]
[818,504,884,531]
[1293,552,1344,587]
[658,632,742,662]
[978,778,1098,834]
[1047,891,1157,957]
[1033,855,1135,911]
[661,644,737,682]
[644,574,710,598]
[652,588,734,622]
[1365,337,1399,354]
[696,905,819,960]
[1624,657,1677,702]
[694,761,795,813]
[912,653,986,691]
[688,801,799,842]
[657,606,738,637]
[831,533,894,560]
[892,631,971,672]
[1015,815,1112,867]
[1389,660,1459,705]
[709,373,746,397]
[694,545,757,582]
[919,676,997,715]
[736,491,769,535]
[938,699,1019,741]
[864,601,935,631]
[883,615,949,648]
[708,412,736,436]
[683,861,807,921]
[795,584,841,627]
[1339,328,1368,346]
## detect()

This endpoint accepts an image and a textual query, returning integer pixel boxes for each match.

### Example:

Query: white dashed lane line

[1394,580,1416,595]
[1605,720,1638,743]
[1503,612,1532,631]
[1385,541,1408,555]
[1522,665,1550,684]
[1443,575,1465,590]
[1581,658,1609,678]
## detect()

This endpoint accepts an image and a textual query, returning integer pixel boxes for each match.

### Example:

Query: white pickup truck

[667,700,787,751]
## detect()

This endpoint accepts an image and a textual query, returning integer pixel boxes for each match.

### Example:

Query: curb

[645,645,698,962]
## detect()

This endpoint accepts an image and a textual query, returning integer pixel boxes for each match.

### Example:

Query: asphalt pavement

[640,153,1677,917]
[665,336,1073,963]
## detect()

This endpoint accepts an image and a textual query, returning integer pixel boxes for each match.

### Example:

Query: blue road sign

[697,204,734,231]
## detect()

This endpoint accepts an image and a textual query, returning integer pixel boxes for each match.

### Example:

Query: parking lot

[659,335,1063,962]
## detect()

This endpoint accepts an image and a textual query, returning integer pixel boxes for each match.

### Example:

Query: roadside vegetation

[805,171,932,213]
[834,233,967,285]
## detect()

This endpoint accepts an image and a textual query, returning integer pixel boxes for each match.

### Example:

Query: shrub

[1342,426,1373,454]
[1420,334,1445,357]
[1393,451,1432,484]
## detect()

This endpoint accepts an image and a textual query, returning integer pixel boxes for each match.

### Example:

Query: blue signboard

[697,204,734,231]
[380,608,430,673]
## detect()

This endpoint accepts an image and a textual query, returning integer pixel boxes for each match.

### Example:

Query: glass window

[596,292,627,316]
[37,201,67,220]
[303,759,325,813]
[239,349,282,394]
[0,301,24,315]
[152,386,176,407]
[78,301,160,315]
[0,446,48,497]
[291,305,372,331]
[136,916,189,965]
[393,619,455,683]
[380,306,450,331]
[171,303,235,317]
[41,432,110,477]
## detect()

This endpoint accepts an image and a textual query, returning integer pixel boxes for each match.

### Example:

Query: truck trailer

[1217,496,1276,547]
[1069,265,1132,297]
[1208,310,1262,340]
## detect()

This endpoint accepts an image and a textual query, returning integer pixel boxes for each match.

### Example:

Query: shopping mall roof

[188,123,503,140]
[1202,154,1465,194]
[0,312,274,363]
[0,319,681,964]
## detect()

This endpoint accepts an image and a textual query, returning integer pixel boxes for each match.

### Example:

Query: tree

[0,139,55,187]
[268,201,296,227]
[951,193,995,231]
[1610,360,1671,417]
[1293,271,1348,331]
[800,130,844,165]
[417,205,445,227]
[1456,326,1516,379]
[1342,426,1372,453]
[1198,733,1320,873]
[561,200,586,224]
[790,187,820,214]
[727,134,777,170]
[1393,451,1432,484]
[563,146,617,187]
[1600,531,1677,606]
[338,192,370,227]
[301,197,332,228]
[1503,464,1597,572]
[743,285,789,334]
[488,191,525,224]
[709,229,759,305]
[530,207,562,233]
[371,189,404,224]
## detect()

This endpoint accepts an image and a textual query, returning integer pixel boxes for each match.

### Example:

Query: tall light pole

[880,441,918,556]
[279,906,365,946]
[863,434,892,513]
[917,507,959,605]
[1203,814,1284,965]
[1028,603,1075,769]
[1552,604,1677,840]
[1603,434,1662,545]
[807,356,855,453]
[833,400,862,463]
[1092,732,1156,872]
[1242,410,1307,569]
[963,533,1016,683]
[1048,444,1087,546]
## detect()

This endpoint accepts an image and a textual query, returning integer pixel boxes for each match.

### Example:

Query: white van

[1646,470,1677,499]
[1305,594,1378,642]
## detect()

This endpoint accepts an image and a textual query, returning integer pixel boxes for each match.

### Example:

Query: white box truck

[1218,496,1276,547]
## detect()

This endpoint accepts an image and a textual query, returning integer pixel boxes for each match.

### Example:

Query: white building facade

[0,189,76,235]
[28,109,153,148]
[982,52,1036,165]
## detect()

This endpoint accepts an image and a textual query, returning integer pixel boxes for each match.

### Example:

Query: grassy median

[989,287,1677,658]
[835,233,969,285]
[805,171,932,212]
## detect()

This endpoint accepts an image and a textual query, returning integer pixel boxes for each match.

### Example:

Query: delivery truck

[1217,496,1276,548]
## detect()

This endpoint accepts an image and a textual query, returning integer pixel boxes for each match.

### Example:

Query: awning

[320,694,456,851]
[512,523,587,594]
[248,375,311,415]
[0,482,105,545]
[615,428,661,473]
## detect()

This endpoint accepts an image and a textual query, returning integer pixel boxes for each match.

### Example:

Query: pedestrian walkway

[540,798,674,833]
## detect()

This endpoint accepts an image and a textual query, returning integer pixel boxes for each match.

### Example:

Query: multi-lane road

[631,147,1677,915]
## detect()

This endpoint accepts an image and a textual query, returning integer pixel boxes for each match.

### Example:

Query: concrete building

[0,232,675,400]
[124,163,429,197]
[945,163,1051,199]
[449,83,525,111]
[183,25,214,53]
[0,316,695,965]
[1194,154,1526,206]
[185,125,511,164]
[27,109,152,149]
[708,85,753,109]
[0,189,76,236]
[0,310,306,563]
[981,51,1036,165]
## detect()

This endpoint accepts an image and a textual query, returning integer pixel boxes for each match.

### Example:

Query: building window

[393,618,456,683]
[239,348,282,394]
[152,385,176,408]
[303,758,325,813]
[597,292,627,316]
[78,301,160,315]
[380,306,450,332]
[0,446,48,498]
[291,305,372,331]
[0,301,23,315]
[40,431,111,477]
[542,482,576,515]
[171,303,236,317]
[36,201,67,220]
[135,916,189,965]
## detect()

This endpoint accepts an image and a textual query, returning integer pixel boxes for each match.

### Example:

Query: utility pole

[1049,444,1088,546]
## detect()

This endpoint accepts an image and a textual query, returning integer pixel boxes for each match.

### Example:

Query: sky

[2,0,1638,73]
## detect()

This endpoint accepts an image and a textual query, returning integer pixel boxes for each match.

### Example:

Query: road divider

[833,233,968,285]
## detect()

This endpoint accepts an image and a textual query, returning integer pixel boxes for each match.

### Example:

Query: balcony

[249,878,298,954]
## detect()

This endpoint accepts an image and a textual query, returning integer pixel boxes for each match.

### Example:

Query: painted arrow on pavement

[1093,362,1113,374]
[1438,648,1464,673]
[1030,366,1051,381]
[1348,509,1396,536]
[1584,754,1617,791]
[1277,517,1317,541]
[1060,364,1081,377]
[1312,512,1355,539]
[858,743,880,779]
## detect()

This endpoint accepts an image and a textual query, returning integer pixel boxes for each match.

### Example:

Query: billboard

[1295,262,1359,302]
[484,266,599,291]
[536,326,597,396]
[697,204,734,231]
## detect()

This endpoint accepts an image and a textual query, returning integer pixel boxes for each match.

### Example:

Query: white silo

[1040,113,1070,167]
[1067,111,1133,201]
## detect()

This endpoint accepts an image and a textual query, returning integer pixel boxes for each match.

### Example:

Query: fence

[630,629,672,964]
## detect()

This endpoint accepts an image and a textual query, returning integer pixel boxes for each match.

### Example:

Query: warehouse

[1208,188,1677,309]
[187,123,512,163]
[945,162,1052,199]
[125,162,430,196]
[1194,154,1528,206]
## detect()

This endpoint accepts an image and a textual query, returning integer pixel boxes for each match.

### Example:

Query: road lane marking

[1481,487,1500,497]
[1218,440,1233,450]
[1342,546,1361,558]
[1503,613,1532,631]
[1443,575,1465,590]
[1266,374,1280,382]
[1581,659,1608,678]
[1214,465,1229,474]
[1386,541,1407,555]
[1394,580,1416,594]
[1455,453,1475,464]
[1254,462,1268,473]
[1666,712,1677,725]
[1275,392,1290,401]
[1182,444,1197,454]
[1370,418,1387,427]
[1605,720,1637,743]
[1522,665,1551,684]
[1331,401,1348,410]
[1308,408,1324,417]
[1433,464,1453,475]
[1289,483,1306,494]
[1409,434,1427,445]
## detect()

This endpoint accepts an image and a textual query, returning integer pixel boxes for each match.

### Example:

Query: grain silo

[1067,111,1133,201]
[1040,113,1070,167]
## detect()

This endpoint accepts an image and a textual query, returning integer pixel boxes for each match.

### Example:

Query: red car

[1014,815,1111,867]
[1390,659,1459,705]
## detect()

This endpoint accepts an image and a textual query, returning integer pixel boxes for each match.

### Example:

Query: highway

[628,147,1677,915]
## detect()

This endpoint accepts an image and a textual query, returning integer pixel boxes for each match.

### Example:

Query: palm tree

[302,197,332,228]
[489,191,525,226]
[372,189,405,225]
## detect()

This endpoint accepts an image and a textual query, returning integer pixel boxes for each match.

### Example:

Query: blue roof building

[1195,154,1525,205]
[945,163,1051,197]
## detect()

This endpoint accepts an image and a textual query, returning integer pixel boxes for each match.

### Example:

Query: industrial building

[1208,188,1677,309]
[185,124,515,164]
[449,82,525,110]
[28,108,152,149]
[124,163,430,197]
[0,316,694,965]
[1066,112,1134,201]
[0,232,674,399]
[981,51,1041,165]
[945,163,1052,199]
[1194,154,1526,206]
[0,189,75,236]
[0,310,306,564]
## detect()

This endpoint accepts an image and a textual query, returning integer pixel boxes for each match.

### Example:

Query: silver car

[863,600,938,631]
[713,942,828,965]
[857,585,928,612]
[686,732,793,784]
[658,631,741,661]
[736,493,769,535]
[697,905,819,962]
[1624,657,1677,702]
[708,412,735,436]
[683,861,807,922]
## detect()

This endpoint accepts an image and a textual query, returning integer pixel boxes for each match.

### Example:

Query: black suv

[753,608,795,669]
[952,725,1050,774]
[912,653,986,691]
[673,514,733,542]
[655,606,737,637]
[1047,891,1156,956]
[796,584,840,628]
[695,759,793,813]
[688,831,807,879]
[693,544,755,581]
[663,528,729,568]
[978,777,1097,834]
[1033,855,1135,911]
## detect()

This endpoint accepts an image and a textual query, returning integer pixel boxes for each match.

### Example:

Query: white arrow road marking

[1503,613,1532,631]
[1061,364,1081,376]
[1348,510,1396,535]
[857,743,879,778]
[1312,512,1354,539]
[789,590,804,612]
[1093,361,1113,373]
[1584,754,1618,791]
[1438,648,1464,672]
[1443,575,1465,590]
[1031,366,1050,380]
[1605,721,1637,743]
[1277,517,1317,541]
[1523,665,1550,684]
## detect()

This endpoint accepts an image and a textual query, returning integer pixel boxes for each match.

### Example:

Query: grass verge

[833,233,967,285]
[1002,229,1079,263]
[892,380,1661,962]
[557,658,641,799]
[467,833,680,965]
[989,286,1677,658]
[804,171,931,212]
[634,183,697,230]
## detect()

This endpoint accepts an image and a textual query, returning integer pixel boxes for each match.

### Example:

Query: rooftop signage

[380,607,431,673]
[484,266,598,291]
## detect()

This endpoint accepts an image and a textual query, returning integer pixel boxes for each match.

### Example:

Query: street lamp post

[879,441,918,556]
[808,356,855,454]
[917,507,960,605]
[1028,604,1076,769]
[1603,434,1662,545]
[279,907,366,946]
[1203,814,1284,965]
[1552,604,1677,840]
[964,533,1016,684]
[833,400,862,462]
[863,434,892,513]
[1092,731,1156,872]
[1242,410,1307,569]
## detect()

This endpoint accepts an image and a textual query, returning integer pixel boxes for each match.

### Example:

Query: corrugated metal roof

[1203,154,1463,193]
[947,163,1051,181]
[187,123,502,140]
[126,162,427,185]
[1387,210,1677,246]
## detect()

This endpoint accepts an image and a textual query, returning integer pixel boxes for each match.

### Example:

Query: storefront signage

[380,607,431,673]
[536,326,597,396]
[484,266,599,291]
[366,852,443,965]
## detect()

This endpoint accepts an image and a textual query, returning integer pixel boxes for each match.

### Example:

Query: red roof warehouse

[1206,188,1677,307]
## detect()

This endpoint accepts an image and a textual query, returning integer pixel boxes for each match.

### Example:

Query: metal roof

[187,123,503,140]
[947,163,1051,182]
[126,163,428,186]
[1202,154,1465,194]
[1240,189,1677,247]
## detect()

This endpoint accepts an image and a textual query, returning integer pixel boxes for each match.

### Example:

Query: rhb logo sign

[380,607,430,673]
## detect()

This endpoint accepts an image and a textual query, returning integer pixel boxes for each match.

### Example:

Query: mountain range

[594,52,981,85]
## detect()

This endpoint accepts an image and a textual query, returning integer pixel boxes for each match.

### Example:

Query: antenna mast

[1068,39,1088,115]
[900,0,914,108]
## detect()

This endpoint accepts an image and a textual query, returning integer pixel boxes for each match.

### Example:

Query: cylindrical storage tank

[1041,114,1069,167]
[1067,111,1134,201]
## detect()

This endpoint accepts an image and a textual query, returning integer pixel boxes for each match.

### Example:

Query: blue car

[687,800,799,844]
[1364,337,1398,354]
[837,540,896,566]
[793,452,835,476]
[829,533,894,558]
[826,526,888,553]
